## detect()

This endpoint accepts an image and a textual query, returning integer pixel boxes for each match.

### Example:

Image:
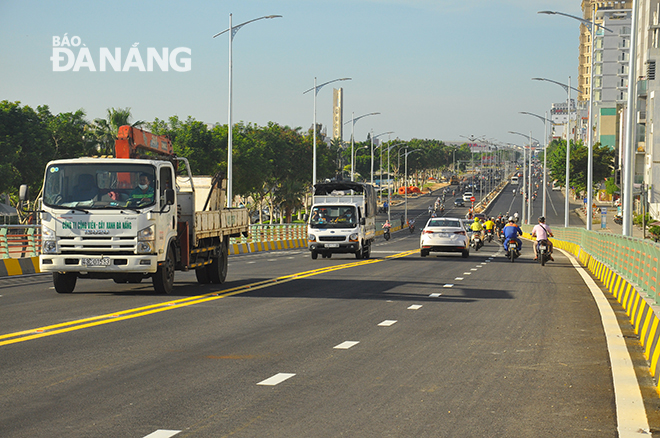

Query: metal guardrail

[522,225,660,305]
[0,226,41,259]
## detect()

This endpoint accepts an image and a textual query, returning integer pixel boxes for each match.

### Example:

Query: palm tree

[88,107,144,155]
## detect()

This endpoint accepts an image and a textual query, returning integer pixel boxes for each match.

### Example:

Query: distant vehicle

[454,198,465,207]
[552,181,561,191]
[510,176,519,185]
[420,217,469,258]
[450,175,459,185]
[463,192,473,202]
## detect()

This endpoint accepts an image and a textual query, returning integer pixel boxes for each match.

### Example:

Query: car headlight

[41,227,57,254]
[308,234,316,242]
[42,226,55,241]
[138,225,155,241]
[349,233,359,241]
[137,225,155,254]
[137,241,153,254]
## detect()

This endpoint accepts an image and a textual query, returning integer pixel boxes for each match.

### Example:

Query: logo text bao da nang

[51,34,191,72]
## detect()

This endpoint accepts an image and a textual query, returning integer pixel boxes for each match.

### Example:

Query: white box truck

[32,125,249,294]
[307,182,376,260]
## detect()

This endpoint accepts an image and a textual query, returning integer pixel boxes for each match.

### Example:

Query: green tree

[89,107,144,155]
[547,139,614,192]
[0,101,52,197]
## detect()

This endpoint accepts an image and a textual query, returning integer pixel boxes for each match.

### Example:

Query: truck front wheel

[153,245,175,294]
[208,241,228,284]
[53,272,76,293]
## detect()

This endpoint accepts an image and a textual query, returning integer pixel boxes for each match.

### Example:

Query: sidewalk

[574,197,646,240]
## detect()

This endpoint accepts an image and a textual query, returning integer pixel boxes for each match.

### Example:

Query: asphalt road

[0,183,654,438]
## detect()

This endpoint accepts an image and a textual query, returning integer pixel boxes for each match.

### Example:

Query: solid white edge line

[562,249,650,436]
[142,430,181,438]
[257,373,296,386]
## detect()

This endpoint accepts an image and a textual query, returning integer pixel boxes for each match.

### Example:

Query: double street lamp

[213,14,282,208]
[303,77,351,188]
[520,111,559,218]
[384,142,407,222]
[539,10,613,231]
[509,131,539,225]
[532,77,579,228]
[345,112,380,181]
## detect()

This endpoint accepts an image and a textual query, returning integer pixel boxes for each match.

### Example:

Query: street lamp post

[520,111,559,218]
[213,13,282,208]
[622,0,640,236]
[303,77,351,188]
[385,142,406,222]
[345,112,380,181]
[532,77,579,227]
[371,131,394,186]
[403,148,421,226]
[509,131,540,224]
[539,10,613,231]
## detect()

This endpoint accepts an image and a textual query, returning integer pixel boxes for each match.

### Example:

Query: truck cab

[307,182,376,260]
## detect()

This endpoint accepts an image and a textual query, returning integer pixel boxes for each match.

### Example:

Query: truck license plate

[81,257,111,267]
[325,243,340,248]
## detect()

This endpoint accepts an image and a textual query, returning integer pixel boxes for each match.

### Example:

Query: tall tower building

[333,88,343,141]
[579,0,632,149]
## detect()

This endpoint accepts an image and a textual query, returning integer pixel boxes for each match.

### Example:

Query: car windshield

[427,219,461,228]
[309,205,358,228]
[43,163,157,209]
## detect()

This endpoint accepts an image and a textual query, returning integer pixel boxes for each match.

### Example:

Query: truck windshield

[43,163,157,209]
[309,205,357,228]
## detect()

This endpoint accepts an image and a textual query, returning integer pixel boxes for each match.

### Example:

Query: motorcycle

[383,227,391,241]
[486,228,494,242]
[470,232,483,251]
[536,240,550,266]
[506,240,520,262]
[408,221,416,233]
[614,214,623,225]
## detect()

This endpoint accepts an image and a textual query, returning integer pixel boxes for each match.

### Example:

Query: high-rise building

[333,88,343,141]
[580,0,632,149]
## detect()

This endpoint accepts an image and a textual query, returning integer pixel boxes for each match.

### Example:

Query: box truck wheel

[208,241,228,284]
[195,266,210,284]
[363,243,371,259]
[153,245,175,294]
[53,272,76,294]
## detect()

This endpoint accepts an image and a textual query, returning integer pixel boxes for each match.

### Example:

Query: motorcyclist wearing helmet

[502,216,523,254]
[483,217,495,233]
[531,216,554,261]
[470,217,484,240]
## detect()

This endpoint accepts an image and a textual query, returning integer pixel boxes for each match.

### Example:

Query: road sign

[470,197,475,202]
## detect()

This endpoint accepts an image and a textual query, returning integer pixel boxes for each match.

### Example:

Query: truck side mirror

[360,217,366,226]
[19,184,29,202]
[165,189,175,205]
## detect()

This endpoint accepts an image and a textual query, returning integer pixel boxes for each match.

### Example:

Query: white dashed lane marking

[408,304,423,310]
[334,341,360,349]
[257,373,296,386]
[142,430,181,438]
[378,320,398,327]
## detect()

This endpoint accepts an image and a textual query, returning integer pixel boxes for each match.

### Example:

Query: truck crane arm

[115,125,173,159]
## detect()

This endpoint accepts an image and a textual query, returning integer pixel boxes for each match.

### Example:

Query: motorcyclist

[483,217,496,239]
[502,216,523,254]
[469,217,484,240]
[382,220,392,230]
[531,216,554,261]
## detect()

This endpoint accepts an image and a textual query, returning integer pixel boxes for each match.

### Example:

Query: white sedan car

[420,217,470,258]
[462,191,473,202]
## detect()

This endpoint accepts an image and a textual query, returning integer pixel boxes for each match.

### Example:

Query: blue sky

[0,0,582,147]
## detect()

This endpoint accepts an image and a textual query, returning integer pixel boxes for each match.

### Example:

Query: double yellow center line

[0,249,418,347]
